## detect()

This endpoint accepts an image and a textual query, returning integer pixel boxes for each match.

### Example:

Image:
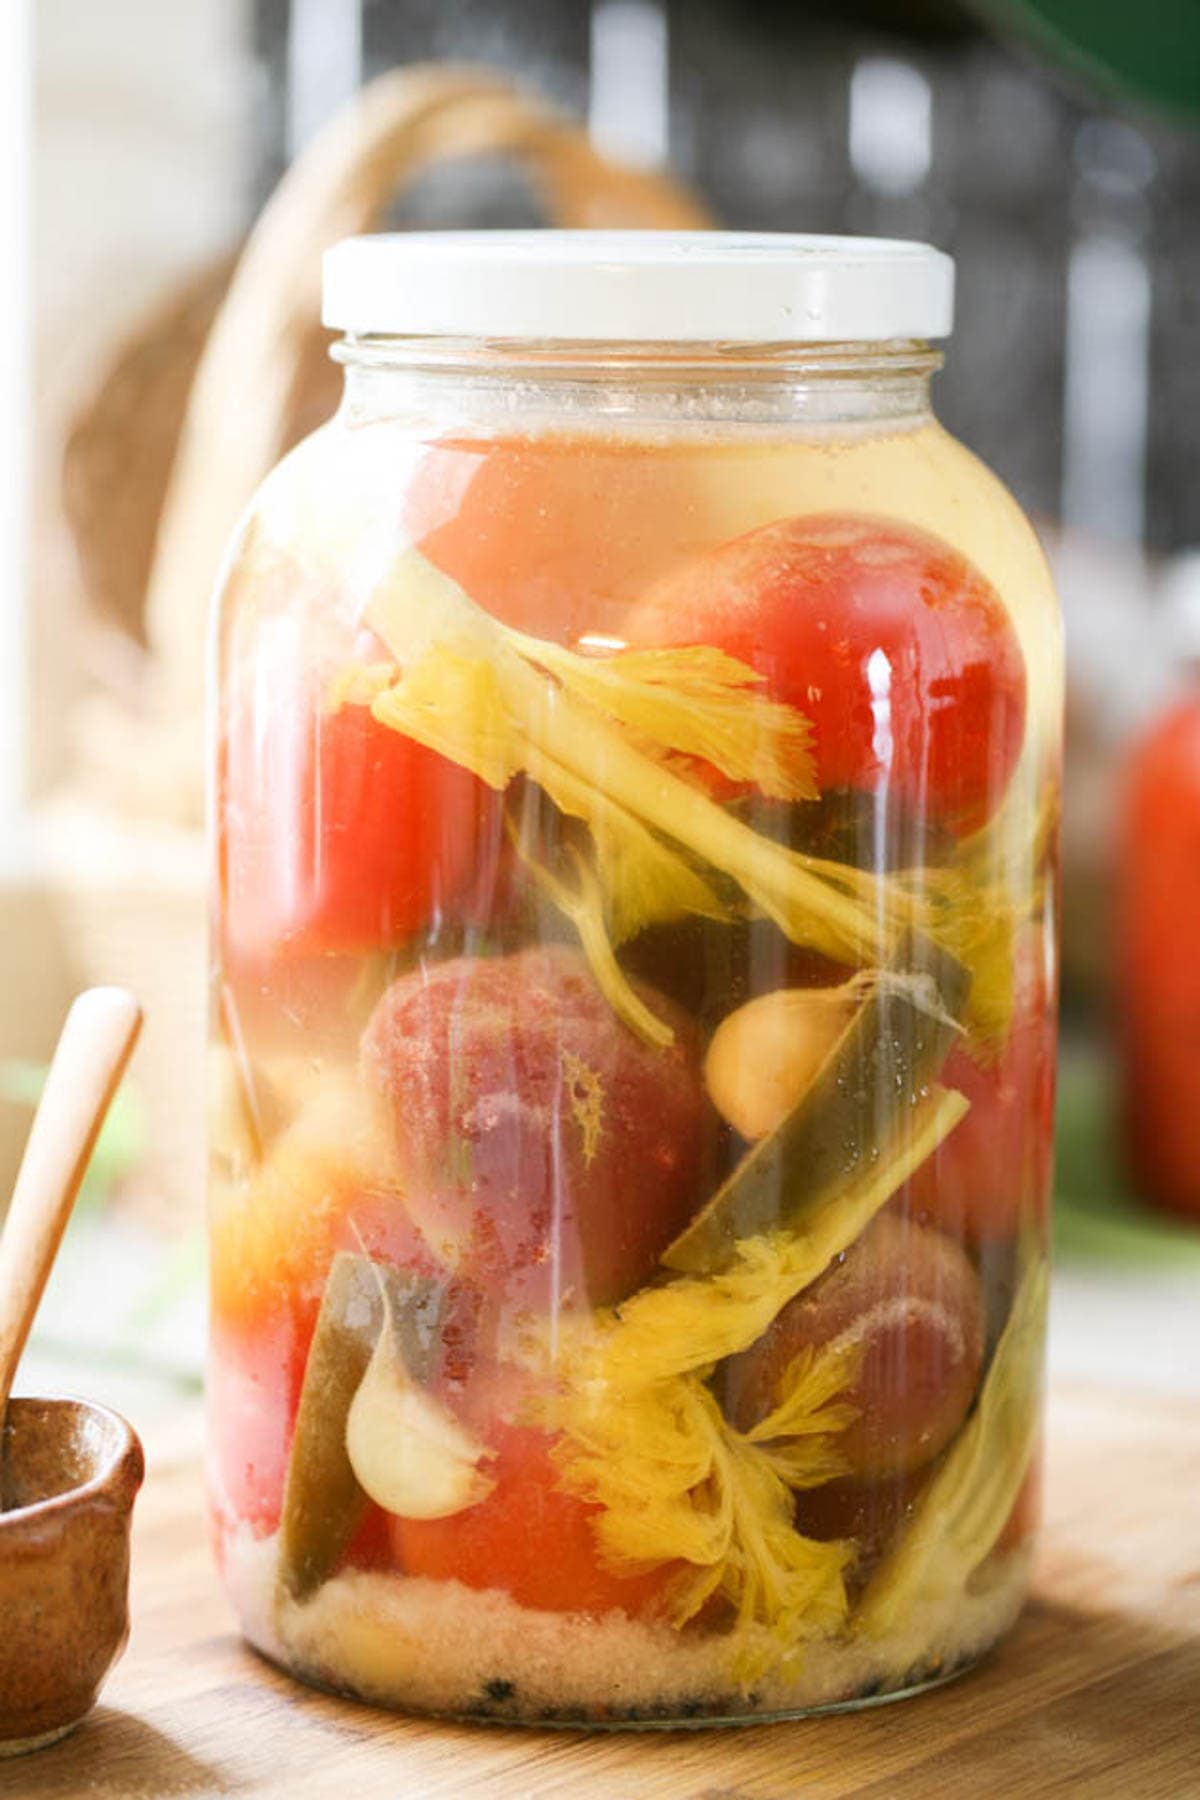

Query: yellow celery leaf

[748,1343,862,1469]
[592,808,733,948]
[749,1343,861,1494]
[941,779,1059,1051]
[549,1085,968,1671]
[326,661,396,710]
[363,552,885,969]
[360,551,1008,1016]
[761,1437,857,1494]
[509,636,818,804]
[853,1254,1048,1640]
[512,754,733,947]
[503,760,732,1046]
[370,643,524,791]
[511,830,678,1049]
[941,891,1017,1051]
[556,1354,854,1659]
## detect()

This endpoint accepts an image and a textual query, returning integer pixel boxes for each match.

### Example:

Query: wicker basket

[46,64,711,1230]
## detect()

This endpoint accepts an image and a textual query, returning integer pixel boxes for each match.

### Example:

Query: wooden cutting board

[9,1382,1200,1800]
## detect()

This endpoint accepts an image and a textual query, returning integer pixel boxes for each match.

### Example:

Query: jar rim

[322,230,955,346]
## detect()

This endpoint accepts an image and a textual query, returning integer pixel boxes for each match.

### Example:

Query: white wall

[32,0,254,794]
[0,1,31,872]
[35,0,252,418]
[0,0,254,1195]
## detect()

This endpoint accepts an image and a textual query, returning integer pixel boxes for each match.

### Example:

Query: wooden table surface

[6,1382,1199,1800]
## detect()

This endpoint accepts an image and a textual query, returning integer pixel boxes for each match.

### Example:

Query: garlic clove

[705,984,859,1140]
[345,1325,494,1520]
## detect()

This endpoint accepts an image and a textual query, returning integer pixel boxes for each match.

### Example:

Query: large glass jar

[208,233,1060,1726]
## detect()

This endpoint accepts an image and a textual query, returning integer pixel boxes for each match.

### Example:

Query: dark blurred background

[247,0,1198,555]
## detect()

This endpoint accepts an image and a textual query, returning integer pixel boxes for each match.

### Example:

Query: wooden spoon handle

[0,988,142,1414]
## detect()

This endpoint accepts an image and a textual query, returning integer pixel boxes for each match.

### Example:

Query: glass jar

[208,232,1060,1726]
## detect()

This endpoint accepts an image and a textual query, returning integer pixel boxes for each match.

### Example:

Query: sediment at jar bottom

[225,1526,1031,1724]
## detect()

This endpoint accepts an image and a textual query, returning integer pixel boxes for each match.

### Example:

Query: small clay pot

[0,1396,144,1756]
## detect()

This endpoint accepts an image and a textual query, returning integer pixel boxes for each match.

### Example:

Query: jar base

[247,1632,987,1730]
[227,1526,1030,1731]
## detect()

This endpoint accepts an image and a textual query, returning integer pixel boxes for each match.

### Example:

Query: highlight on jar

[207,232,1060,1727]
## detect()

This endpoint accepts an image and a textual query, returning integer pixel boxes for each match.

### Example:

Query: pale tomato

[408,435,716,641]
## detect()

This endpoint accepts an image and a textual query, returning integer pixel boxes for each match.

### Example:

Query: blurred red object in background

[1118,682,1200,1220]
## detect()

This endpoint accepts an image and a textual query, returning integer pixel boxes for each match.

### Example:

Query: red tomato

[625,514,1027,835]
[392,1423,675,1617]
[219,643,500,962]
[360,947,714,1309]
[901,935,1056,1245]
[1118,696,1200,1219]
[341,1503,397,1574]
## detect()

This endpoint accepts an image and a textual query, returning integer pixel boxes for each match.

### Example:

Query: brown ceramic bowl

[0,1396,144,1756]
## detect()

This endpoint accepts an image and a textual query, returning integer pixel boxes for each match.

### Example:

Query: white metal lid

[322,230,955,344]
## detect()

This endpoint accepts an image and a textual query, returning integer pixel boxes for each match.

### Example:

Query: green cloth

[972,0,1200,119]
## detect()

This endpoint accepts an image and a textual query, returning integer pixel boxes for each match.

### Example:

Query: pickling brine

[208,233,1060,1725]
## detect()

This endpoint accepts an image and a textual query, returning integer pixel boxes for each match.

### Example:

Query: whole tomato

[360,946,714,1309]
[625,513,1027,836]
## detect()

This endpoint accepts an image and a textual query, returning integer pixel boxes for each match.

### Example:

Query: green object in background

[0,1059,146,1215]
[1054,1053,1200,1265]
[971,0,1200,120]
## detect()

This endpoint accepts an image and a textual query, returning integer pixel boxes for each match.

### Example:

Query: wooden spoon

[0,989,143,1439]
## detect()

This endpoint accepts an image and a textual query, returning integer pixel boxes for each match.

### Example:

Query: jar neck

[333,338,940,433]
